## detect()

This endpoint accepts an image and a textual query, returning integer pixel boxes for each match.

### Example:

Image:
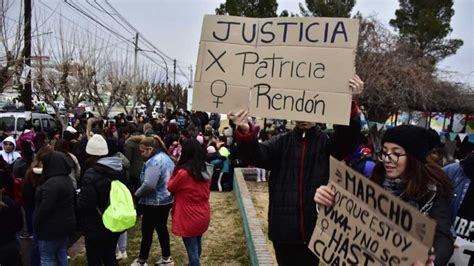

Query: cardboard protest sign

[252,46,355,93]
[309,157,436,265]
[249,86,352,125]
[448,237,474,266]
[192,81,250,114]
[255,17,360,49]
[193,15,359,125]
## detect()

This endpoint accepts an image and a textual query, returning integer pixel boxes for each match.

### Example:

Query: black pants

[273,242,320,266]
[139,204,172,260]
[84,231,120,266]
[0,241,21,266]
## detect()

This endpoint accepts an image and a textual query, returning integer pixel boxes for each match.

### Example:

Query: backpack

[102,180,136,232]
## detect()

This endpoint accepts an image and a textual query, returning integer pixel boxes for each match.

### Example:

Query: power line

[38,1,189,85]
[32,1,61,33]
[90,0,135,36]
[95,1,190,83]
[74,0,134,37]
[45,34,133,55]
[37,0,126,46]
[65,0,174,77]
[3,13,133,57]
[63,0,133,46]
[103,2,173,61]
[138,51,169,75]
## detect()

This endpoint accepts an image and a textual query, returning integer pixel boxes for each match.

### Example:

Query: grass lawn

[70,192,249,265]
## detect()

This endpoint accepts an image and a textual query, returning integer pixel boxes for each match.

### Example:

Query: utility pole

[23,0,32,121]
[189,64,193,88]
[132,32,139,115]
[187,65,193,111]
[173,59,176,87]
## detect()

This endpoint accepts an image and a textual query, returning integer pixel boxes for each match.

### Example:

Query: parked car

[0,112,61,137]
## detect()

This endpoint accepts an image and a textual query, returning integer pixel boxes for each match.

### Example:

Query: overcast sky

[22,0,474,86]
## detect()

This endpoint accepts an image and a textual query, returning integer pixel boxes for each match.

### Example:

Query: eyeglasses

[377,151,407,164]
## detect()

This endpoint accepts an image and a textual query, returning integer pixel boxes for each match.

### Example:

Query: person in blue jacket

[132,136,175,266]
[444,152,474,241]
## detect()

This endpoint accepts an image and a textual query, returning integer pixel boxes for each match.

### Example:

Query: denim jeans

[182,235,202,266]
[31,235,41,266]
[116,231,127,253]
[37,238,68,266]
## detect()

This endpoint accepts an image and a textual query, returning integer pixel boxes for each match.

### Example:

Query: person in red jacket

[168,139,212,266]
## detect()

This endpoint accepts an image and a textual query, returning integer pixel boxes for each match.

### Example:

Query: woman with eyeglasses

[315,125,454,266]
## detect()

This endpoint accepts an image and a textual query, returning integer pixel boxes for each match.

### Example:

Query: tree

[389,0,463,64]
[162,82,186,111]
[115,80,133,115]
[355,16,472,153]
[71,31,112,113]
[299,0,356,17]
[0,0,24,94]
[43,21,79,115]
[355,16,472,123]
[135,63,166,118]
[215,0,286,18]
[31,31,65,127]
[85,52,130,117]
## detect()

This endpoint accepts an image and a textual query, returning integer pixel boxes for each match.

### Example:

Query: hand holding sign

[349,74,364,95]
[314,185,335,207]
[227,109,250,134]
[310,157,437,266]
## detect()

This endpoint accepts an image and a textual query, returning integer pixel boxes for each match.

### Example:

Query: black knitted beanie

[382,125,436,162]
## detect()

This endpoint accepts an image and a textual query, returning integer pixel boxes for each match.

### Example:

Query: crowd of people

[0,81,473,266]
[0,108,237,266]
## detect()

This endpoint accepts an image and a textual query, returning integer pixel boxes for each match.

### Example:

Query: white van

[0,112,61,137]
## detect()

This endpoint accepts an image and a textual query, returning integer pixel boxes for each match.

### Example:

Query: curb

[233,168,274,266]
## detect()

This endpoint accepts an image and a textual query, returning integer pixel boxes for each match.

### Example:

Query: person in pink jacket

[168,139,212,266]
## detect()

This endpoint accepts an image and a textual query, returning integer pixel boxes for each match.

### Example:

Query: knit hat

[86,134,108,156]
[382,125,434,162]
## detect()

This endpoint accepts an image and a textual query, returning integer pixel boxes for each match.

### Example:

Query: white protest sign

[309,157,436,265]
[448,237,474,266]
[193,15,359,125]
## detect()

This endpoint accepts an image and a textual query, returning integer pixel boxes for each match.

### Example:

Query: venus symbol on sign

[319,218,329,236]
[210,79,228,108]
